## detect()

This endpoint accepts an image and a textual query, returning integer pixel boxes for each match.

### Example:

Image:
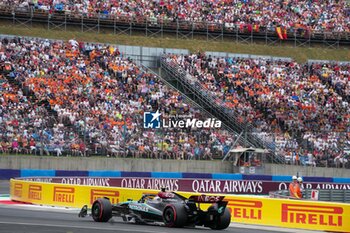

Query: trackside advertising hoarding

[10,179,350,232]
[22,177,350,195]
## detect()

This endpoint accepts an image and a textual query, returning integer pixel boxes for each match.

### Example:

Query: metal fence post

[113,17,116,35]
[130,21,132,36]
[191,22,194,40]
[251,27,253,43]
[97,14,100,34]
[206,22,209,41]
[176,20,179,40]
[235,25,238,43]
[81,15,83,32]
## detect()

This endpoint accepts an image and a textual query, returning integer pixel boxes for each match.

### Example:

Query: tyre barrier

[9,178,350,232]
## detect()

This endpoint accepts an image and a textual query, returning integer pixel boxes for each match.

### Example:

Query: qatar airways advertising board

[22,177,350,195]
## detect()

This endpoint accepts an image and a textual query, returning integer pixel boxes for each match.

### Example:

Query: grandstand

[0,36,239,161]
[0,0,349,47]
[0,0,349,169]
[161,53,350,167]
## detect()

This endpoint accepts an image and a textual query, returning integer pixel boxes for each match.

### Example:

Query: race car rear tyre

[163,204,187,228]
[209,207,231,230]
[92,198,112,222]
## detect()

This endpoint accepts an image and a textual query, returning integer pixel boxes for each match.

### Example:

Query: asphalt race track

[0,206,276,233]
[0,204,324,233]
[0,180,320,233]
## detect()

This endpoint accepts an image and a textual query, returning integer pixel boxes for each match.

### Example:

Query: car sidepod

[127,202,163,222]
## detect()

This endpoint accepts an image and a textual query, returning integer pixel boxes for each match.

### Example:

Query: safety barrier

[10,178,350,232]
[18,176,350,195]
[3,169,350,195]
[2,169,350,183]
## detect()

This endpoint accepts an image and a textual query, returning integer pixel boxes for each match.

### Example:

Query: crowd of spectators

[0,37,236,160]
[310,62,350,102]
[0,0,350,35]
[164,53,350,167]
[1,35,349,167]
[0,69,79,156]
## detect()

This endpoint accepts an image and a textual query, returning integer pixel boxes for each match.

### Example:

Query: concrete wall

[0,156,233,173]
[1,156,350,177]
[231,164,350,178]
[262,164,350,178]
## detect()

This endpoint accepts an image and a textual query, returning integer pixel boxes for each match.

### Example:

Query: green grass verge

[0,22,349,63]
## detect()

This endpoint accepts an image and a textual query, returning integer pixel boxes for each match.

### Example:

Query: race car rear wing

[188,194,225,203]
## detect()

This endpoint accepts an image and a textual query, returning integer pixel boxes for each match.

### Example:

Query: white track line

[0,204,79,213]
[230,223,324,233]
[0,221,169,233]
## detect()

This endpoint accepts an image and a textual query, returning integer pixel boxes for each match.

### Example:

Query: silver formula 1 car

[79,191,231,230]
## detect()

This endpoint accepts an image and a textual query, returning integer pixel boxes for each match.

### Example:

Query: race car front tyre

[92,198,112,222]
[163,204,187,228]
[209,207,231,230]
